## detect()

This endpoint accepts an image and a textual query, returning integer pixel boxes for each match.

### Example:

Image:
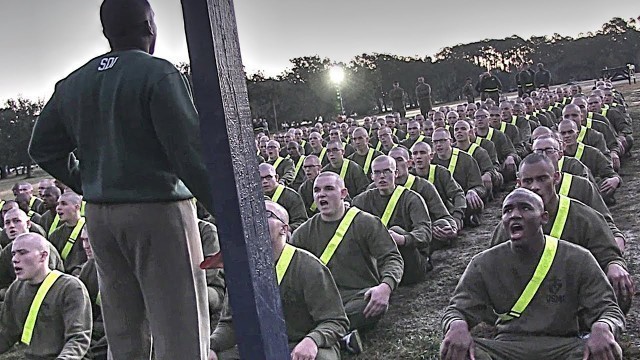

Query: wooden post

[180,0,290,359]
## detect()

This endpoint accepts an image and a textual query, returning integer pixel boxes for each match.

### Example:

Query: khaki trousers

[473,335,605,360]
[86,200,209,360]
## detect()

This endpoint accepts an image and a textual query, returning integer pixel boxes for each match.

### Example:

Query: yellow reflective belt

[271,184,285,203]
[375,141,382,151]
[511,115,518,125]
[48,214,61,237]
[558,157,565,171]
[577,126,587,143]
[575,144,585,161]
[380,186,406,227]
[293,156,305,180]
[585,118,592,129]
[467,143,479,156]
[486,128,494,141]
[21,270,63,345]
[80,201,86,217]
[428,164,436,184]
[550,196,571,239]
[448,148,460,174]
[318,148,327,163]
[272,157,284,171]
[363,148,375,174]
[276,244,296,285]
[61,217,86,261]
[500,122,507,133]
[319,207,360,265]
[497,235,559,321]
[339,160,349,180]
[28,197,36,210]
[558,174,573,196]
[404,174,416,190]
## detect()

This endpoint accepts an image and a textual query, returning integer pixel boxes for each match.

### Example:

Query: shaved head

[59,191,82,206]
[531,126,553,141]
[100,0,153,39]
[315,172,346,190]
[264,200,289,225]
[504,188,545,213]
[388,146,410,160]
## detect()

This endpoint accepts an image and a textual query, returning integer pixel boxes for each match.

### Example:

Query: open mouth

[14,266,23,274]
[509,223,524,238]
[318,200,329,207]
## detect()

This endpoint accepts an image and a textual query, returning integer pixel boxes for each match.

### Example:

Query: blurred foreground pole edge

[180,0,290,358]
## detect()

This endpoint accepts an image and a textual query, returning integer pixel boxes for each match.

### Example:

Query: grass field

[0,84,639,359]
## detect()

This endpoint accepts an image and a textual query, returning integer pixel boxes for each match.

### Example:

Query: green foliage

[0,98,43,173]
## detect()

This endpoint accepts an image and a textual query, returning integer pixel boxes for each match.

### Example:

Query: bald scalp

[44,185,61,197]
[558,119,577,131]
[454,120,470,129]
[3,208,28,222]
[259,163,276,174]
[352,127,368,138]
[60,191,82,206]
[411,141,431,153]
[13,233,49,253]
[100,0,153,39]
[372,155,396,170]
[303,155,320,166]
[267,140,280,149]
[315,172,346,190]
[504,188,545,212]
[265,200,289,224]
[531,126,553,140]
[519,153,555,173]
[327,140,344,149]
[388,146,410,159]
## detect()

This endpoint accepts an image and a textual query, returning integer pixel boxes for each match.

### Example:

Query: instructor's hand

[582,322,622,360]
[440,320,475,360]
[291,337,318,360]
[363,283,391,318]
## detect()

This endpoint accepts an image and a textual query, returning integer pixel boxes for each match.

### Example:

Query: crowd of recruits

[0,78,634,360]
[236,79,634,359]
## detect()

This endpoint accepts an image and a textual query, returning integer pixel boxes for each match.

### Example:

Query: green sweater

[210,247,349,352]
[322,159,370,198]
[269,157,296,186]
[0,273,92,359]
[353,187,431,252]
[431,150,487,199]
[298,179,318,218]
[198,220,226,291]
[412,165,466,220]
[347,148,383,178]
[49,222,88,275]
[29,50,214,212]
[265,186,308,231]
[565,144,618,183]
[0,223,47,249]
[291,209,404,302]
[442,239,625,339]
[560,156,596,185]
[396,175,457,230]
[476,128,518,164]
[491,196,626,271]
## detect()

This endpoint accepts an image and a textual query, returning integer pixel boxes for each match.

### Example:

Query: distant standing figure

[534,63,552,89]
[389,81,406,118]
[462,78,474,104]
[415,77,433,116]
[475,71,502,103]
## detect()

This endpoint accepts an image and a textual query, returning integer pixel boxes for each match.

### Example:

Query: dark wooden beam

[180,0,290,358]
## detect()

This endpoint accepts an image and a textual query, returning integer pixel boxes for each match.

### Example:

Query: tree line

[1,16,638,178]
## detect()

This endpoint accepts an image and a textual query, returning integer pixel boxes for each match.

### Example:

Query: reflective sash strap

[393,128,397,136]
[48,214,61,237]
[428,165,436,184]
[27,211,36,219]
[511,115,518,126]
[301,140,306,149]
[319,148,327,163]
[404,174,416,190]
[577,126,587,143]
[558,174,573,196]
[21,270,63,345]
[363,148,375,174]
[319,207,361,265]
[293,156,306,180]
[499,122,507,133]
[339,160,350,180]
[0,200,4,209]
[310,202,317,212]
[285,155,291,159]
[80,201,86,217]
[271,185,285,203]
[601,109,608,118]
[550,195,571,239]
[575,144,585,161]
[276,244,296,285]
[448,148,460,174]
[416,135,425,143]
[342,142,347,150]
[61,217,86,261]
[585,118,593,129]
[496,236,559,321]
[404,133,409,140]
[375,141,382,152]
[380,186,406,227]
[558,157,565,172]
[486,128,494,141]
[468,143,479,156]
[525,115,531,120]
[587,112,594,119]
[392,144,398,149]
[96,291,101,307]
[445,125,450,131]
[28,197,36,210]
[547,106,554,112]
[474,136,483,146]
[272,157,284,171]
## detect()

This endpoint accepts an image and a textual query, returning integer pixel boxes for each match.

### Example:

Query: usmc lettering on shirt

[546,276,565,304]
[97,57,118,71]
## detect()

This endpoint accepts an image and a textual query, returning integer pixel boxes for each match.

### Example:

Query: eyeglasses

[533,147,559,155]
[432,138,450,144]
[326,148,342,153]
[303,164,321,169]
[266,210,287,225]
[261,175,275,181]
[474,115,488,119]
[372,169,394,177]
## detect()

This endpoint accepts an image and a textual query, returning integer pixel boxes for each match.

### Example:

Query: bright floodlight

[329,66,345,84]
